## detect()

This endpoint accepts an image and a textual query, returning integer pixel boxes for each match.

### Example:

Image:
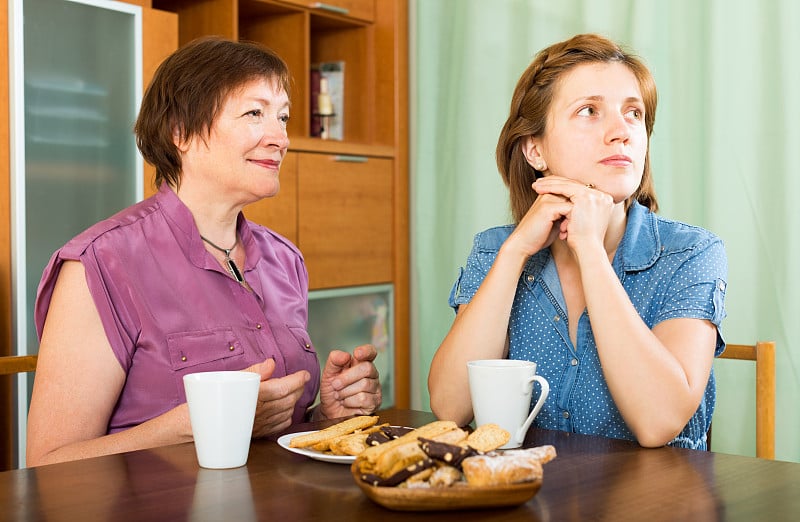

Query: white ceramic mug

[467,359,550,448]
[183,371,260,469]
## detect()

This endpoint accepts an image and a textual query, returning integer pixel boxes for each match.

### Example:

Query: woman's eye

[626,108,643,120]
[245,109,263,118]
[577,106,596,117]
[279,114,290,125]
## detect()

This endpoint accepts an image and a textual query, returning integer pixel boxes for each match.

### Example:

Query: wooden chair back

[0,355,38,376]
[716,341,776,459]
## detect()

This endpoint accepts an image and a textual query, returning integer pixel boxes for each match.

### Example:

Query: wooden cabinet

[298,152,393,288]
[243,152,299,244]
[154,0,410,407]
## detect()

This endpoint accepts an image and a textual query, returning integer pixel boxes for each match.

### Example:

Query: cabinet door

[243,151,298,245]
[298,153,392,288]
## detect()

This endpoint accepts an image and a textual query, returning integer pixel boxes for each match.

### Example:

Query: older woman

[27,37,382,466]
[428,34,727,450]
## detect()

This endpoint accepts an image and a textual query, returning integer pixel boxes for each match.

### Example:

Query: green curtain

[411,0,800,461]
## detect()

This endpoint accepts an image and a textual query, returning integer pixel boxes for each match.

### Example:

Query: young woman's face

[530,62,648,204]
[181,78,290,204]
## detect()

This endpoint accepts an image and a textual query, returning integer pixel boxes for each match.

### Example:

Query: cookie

[289,415,379,449]
[462,423,510,452]
[419,437,477,467]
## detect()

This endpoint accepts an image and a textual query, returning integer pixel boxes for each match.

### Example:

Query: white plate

[277,430,356,464]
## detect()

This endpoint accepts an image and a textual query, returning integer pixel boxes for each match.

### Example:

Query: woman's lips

[253,159,281,170]
[600,155,632,167]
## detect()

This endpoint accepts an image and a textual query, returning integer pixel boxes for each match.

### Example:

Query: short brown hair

[496,33,659,223]
[135,36,291,189]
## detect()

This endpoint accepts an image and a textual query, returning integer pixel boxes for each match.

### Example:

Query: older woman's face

[531,62,647,204]
[180,78,290,204]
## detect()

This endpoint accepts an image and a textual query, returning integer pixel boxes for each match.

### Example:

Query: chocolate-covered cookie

[366,425,415,446]
[359,457,435,487]
[418,437,477,468]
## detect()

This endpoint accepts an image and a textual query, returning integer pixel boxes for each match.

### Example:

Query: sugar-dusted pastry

[502,445,558,465]
[461,445,556,486]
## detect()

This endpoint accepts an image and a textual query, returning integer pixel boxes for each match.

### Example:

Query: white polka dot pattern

[447,203,728,449]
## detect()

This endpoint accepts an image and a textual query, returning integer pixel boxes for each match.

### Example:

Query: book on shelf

[310,61,344,140]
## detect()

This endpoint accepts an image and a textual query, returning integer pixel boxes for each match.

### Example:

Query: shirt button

[553,315,560,322]
[256,324,262,330]
[181,355,187,362]
[229,345,235,351]
[717,281,726,291]
[571,358,578,366]
[562,411,570,419]
[526,275,534,283]
[305,343,311,349]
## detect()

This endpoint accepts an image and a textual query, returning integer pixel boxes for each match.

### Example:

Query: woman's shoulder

[630,203,723,252]
[651,212,723,251]
[243,220,304,261]
[472,224,516,252]
[61,197,161,257]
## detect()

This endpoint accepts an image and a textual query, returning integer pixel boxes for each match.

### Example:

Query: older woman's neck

[169,181,240,244]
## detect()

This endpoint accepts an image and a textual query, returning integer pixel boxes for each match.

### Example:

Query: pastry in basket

[360,457,437,487]
[419,438,477,467]
[460,423,511,452]
[428,464,463,487]
[354,420,460,479]
[461,445,557,486]
[353,419,557,490]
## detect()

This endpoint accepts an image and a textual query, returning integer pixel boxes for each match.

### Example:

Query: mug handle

[514,375,550,446]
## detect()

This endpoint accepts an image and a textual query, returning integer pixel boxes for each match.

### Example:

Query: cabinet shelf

[288,136,393,157]
[154,0,385,148]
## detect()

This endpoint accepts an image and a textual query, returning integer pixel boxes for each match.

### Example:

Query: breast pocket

[167,327,246,400]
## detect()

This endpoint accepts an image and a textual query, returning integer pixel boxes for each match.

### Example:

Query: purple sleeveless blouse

[35,184,321,433]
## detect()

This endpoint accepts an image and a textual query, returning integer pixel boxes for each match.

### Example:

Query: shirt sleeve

[34,236,138,372]
[448,228,509,311]
[654,236,728,354]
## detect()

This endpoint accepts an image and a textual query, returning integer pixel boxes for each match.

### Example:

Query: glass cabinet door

[10,0,142,467]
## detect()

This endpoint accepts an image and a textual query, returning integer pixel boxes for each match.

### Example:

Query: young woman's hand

[532,176,615,252]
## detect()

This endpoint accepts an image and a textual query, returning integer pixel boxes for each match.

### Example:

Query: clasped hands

[513,176,615,253]
[245,344,382,438]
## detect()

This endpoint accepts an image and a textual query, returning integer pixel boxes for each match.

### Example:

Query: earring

[534,162,545,171]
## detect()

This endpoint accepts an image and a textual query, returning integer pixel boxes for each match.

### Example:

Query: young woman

[428,34,727,450]
[27,37,382,466]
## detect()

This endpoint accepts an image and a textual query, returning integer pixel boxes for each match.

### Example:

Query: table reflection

[191,467,256,522]
[30,447,198,520]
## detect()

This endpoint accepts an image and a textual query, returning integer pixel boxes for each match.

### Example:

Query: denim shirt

[449,202,728,449]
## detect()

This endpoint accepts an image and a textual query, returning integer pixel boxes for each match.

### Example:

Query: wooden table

[2,409,799,521]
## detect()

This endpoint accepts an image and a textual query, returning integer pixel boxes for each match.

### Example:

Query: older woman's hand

[245,358,310,438]
[317,344,382,420]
